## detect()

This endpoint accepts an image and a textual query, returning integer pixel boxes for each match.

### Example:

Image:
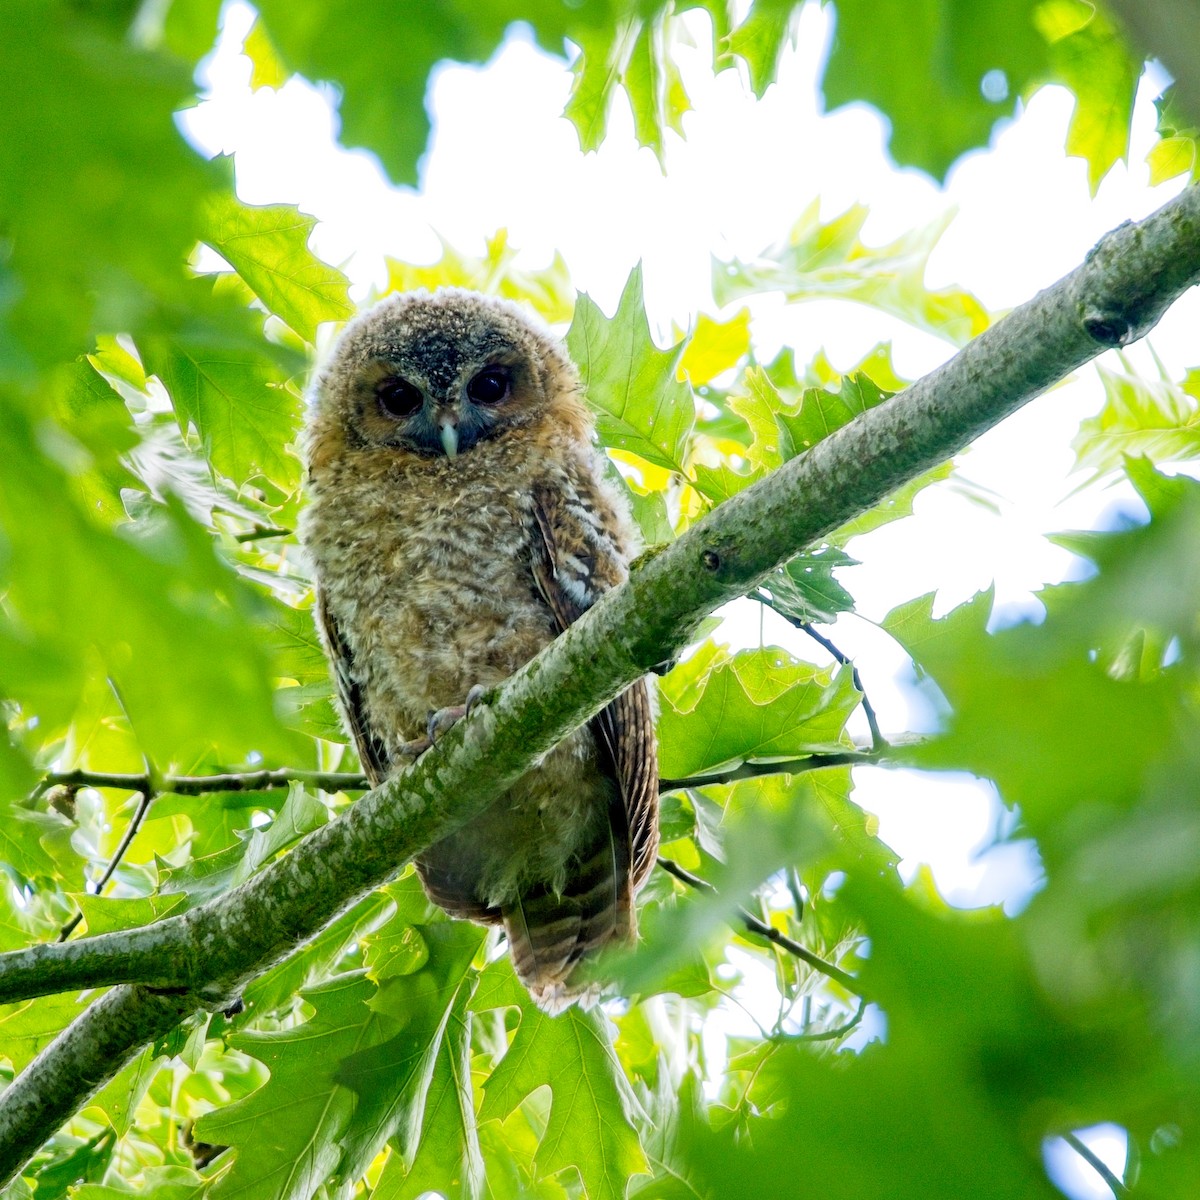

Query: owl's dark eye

[467,368,510,405]
[376,377,423,418]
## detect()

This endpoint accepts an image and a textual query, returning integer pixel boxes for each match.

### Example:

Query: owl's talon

[424,685,488,746]
[396,735,433,760]
[463,684,488,718]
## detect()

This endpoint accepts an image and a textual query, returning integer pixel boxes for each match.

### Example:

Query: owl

[301,288,659,1012]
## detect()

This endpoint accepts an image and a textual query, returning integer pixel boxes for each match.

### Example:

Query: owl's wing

[320,589,504,926]
[315,587,391,787]
[530,481,660,891]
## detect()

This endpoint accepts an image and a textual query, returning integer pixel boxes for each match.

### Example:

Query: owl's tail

[502,824,635,1015]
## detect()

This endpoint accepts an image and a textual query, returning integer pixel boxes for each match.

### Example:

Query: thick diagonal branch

[1,183,1197,1187]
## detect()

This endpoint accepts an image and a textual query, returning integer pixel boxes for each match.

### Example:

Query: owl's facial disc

[360,350,529,459]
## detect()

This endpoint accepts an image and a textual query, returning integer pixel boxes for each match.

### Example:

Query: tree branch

[796,619,884,750]
[659,748,884,792]
[1,184,1197,1188]
[31,768,370,801]
[58,788,157,942]
[1062,1132,1131,1198]
[655,857,859,993]
[38,755,887,803]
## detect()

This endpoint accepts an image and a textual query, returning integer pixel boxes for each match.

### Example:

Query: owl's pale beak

[439,419,459,459]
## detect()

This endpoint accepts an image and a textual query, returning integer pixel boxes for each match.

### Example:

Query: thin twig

[659,749,883,793]
[1062,1133,1131,1198]
[797,621,883,750]
[754,592,884,751]
[58,786,157,942]
[783,996,867,1043]
[36,756,893,804]
[43,769,367,939]
[656,857,859,994]
[32,768,370,801]
[233,526,292,543]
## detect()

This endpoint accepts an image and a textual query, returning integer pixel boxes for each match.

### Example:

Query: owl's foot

[426,684,488,743]
[397,685,489,759]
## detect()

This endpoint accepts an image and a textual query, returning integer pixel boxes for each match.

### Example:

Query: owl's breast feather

[304,438,563,737]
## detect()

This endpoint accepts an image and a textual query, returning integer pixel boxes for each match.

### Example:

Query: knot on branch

[1081,308,1134,347]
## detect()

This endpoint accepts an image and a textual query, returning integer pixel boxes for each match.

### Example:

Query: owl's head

[309,289,583,461]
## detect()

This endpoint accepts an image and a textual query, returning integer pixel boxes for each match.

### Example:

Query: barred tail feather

[503,826,635,1014]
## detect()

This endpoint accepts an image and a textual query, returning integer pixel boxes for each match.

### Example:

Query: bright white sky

[183,7,1192,1193]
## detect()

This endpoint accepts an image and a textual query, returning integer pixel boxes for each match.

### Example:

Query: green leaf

[830,460,954,543]
[804,767,900,885]
[899,601,1181,823]
[251,1,603,186]
[0,992,95,1073]
[755,547,858,625]
[691,460,765,504]
[262,597,344,741]
[725,0,796,99]
[0,3,218,369]
[142,326,302,493]
[684,886,1101,1199]
[658,643,859,778]
[1038,1,1139,193]
[334,921,484,1182]
[0,733,36,808]
[84,1046,161,1137]
[243,18,289,92]
[1071,362,1200,480]
[230,785,328,888]
[48,359,140,525]
[823,0,1047,181]
[777,374,894,457]
[0,807,60,882]
[202,195,353,343]
[73,893,186,937]
[567,265,696,473]
[565,9,692,168]
[25,1128,115,1200]
[677,309,751,388]
[622,15,692,163]
[726,368,791,472]
[714,202,990,346]
[881,588,994,681]
[1147,84,1199,185]
[198,973,393,1200]
[372,978,483,1200]
[242,891,391,1017]
[74,1167,205,1200]
[477,982,648,1200]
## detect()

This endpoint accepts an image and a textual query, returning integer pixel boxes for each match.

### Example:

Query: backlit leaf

[568,265,696,473]
[202,195,353,343]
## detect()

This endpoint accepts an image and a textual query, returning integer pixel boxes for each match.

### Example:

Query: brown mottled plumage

[301,289,659,1013]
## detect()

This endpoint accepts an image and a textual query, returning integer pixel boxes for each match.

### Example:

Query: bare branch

[58,789,157,942]
[659,748,884,792]
[798,620,884,750]
[1062,1132,1131,1198]
[656,857,860,993]
[783,997,867,1043]
[32,768,370,801]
